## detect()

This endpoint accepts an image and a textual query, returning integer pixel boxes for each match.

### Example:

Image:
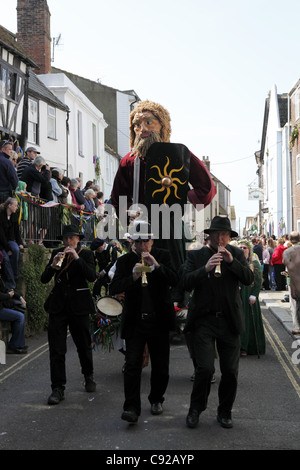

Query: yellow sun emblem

[148,156,187,204]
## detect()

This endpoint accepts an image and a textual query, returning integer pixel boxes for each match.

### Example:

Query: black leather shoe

[6,347,27,355]
[48,388,64,405]
[217,414,233,428]
[121,410,138,424]
[151,403,163,415]
[186,409,199,428]
[84,375,96,392]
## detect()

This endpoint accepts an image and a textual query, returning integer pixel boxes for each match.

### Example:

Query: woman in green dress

[238,239,266,356]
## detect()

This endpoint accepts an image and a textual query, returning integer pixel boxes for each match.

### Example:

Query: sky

[1,0,300,228]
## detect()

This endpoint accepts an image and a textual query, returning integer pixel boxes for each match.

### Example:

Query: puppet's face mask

[133,112,162,139]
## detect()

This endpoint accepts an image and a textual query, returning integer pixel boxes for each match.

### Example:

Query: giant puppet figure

[111,100,216,269]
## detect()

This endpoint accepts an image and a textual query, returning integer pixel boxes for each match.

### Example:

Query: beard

[131,131,162,159]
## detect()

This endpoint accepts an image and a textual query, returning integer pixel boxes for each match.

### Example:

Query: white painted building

[260,85,291,236]
[28,70,68,169]
[116,90,136,158]
[38,72,108,191]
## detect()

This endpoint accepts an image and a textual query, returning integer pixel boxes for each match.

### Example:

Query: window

[1,67,6,96]
[0,67,17,100]
[28,98,38,144]
[106,154,110,182]
[92,123,97,156]
[296,91,300,122]
[7,71,17,99]
[297,155,300,184]
[77,111,83,156]
[47,105,56,139]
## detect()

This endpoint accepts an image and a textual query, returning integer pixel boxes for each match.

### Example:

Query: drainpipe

[66,109,70,174]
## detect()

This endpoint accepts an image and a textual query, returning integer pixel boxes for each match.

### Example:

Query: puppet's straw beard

[131,131,162,159]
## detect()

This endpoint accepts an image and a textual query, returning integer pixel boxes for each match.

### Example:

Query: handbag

[3,297,26,314]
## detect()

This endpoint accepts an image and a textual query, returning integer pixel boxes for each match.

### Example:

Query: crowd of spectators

[0,141,106,245]
[249,233,295,292]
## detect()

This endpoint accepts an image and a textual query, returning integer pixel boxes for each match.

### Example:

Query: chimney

[17,0,51,75]
[202,156,210,172]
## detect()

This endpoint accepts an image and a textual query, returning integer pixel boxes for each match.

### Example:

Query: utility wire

[211,155,254,165]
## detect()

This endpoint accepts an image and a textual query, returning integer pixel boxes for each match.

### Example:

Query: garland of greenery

[21,244,53,334]
[93,155,101,179]
[289,125,299,149]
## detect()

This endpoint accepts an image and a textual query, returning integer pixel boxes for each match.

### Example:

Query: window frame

[296,154,300,184]
[28,97,39,144]
[47,105,56,139]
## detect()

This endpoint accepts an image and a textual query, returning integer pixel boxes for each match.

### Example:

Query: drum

[92,296,123,351]
[96,296,123,319]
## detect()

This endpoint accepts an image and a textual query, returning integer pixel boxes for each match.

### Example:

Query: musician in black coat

[182,216,254,429]
[41,225,97,405]
[90,238,119,297]
[109,222,178,424]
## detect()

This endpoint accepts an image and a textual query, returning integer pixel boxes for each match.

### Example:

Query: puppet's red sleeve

[187,153,216,209]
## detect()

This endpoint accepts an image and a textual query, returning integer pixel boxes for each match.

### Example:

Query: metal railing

[15,193,97,247]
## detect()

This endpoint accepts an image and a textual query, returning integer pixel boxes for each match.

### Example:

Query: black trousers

[262,264,270,290]
[273,264,286,291]
[189,315,240,418]
[47,311,93,390]
[123,324,170,415]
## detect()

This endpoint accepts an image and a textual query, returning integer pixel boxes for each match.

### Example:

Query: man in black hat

[109,221,178,424]
[182,216,254,429]
[41,224,97,405]
[90,238,119,297]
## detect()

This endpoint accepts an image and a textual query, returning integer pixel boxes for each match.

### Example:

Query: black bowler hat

[90,238,106,250]
[57,224,84,240]
[204,216,238,238]
[129,222,155,241]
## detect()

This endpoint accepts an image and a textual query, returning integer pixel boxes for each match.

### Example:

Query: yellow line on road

[0,341,49,383]
[262,314,300,399]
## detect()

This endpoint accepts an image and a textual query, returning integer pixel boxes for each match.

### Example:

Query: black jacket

[0,210,23,251]
[109,246,178,338]
[94,243,118,275]
[41,244,96,316]
[182,244,254,334]
[0,154,18,192]
[21,165,50,196]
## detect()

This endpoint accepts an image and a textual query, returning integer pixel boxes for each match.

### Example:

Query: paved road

[0,300,299,453]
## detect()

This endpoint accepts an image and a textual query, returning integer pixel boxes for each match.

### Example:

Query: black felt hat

[57,224,84,240]
[90,238,106,250]
[204,216,238,238]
